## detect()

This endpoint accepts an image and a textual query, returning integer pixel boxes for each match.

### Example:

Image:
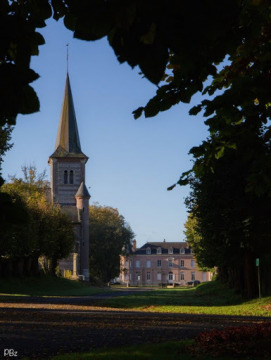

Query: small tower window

[69,170,74,184]
[64,170,68,184]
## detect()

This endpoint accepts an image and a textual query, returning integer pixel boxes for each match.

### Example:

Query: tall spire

[54,73,82,154]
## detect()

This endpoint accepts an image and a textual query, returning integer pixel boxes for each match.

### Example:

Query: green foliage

[183,213,211,272]
[0,166,75,276]
[0,0,51,183]
[1,1,270,190]
[0,1,270,294]
[183,123,271,297]
[89,204,134,283]
[0,124,13,184]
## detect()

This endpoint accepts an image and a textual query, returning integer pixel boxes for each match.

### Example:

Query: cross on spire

[66,43,69,73]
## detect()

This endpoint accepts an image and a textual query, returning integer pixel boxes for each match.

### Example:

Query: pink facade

[120,241,212,286]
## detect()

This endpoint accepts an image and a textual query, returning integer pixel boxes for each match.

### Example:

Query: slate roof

[50,73,87,159]
[75,182,91,198]
[134,241,191,255]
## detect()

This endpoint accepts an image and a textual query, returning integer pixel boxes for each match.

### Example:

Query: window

[125,261,128,268]
[69,170,74,184]
[180,272,185,280]
[124,273,128,280]
[157,247,162,254]
[146,247,151,255]
[64,170,68,184]
[180,260,184,268]
[147,272,151,280]
[129,260,132,267]
[169,247,173,254]
[137,275,141,281]
[157,260,161,267]
[169,259,173,267]
[191,272,195,281]
[190,248,193,254]
[136,260,140,268]
[157,273,161,281]
[180,248,185,254]
[191,260,195,268]
[168,272,173,280]
[146,260,151,268]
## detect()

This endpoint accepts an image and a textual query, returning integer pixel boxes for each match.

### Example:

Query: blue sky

[2,19,209,247]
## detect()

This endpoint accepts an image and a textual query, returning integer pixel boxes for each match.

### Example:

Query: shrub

[192,322,271,358]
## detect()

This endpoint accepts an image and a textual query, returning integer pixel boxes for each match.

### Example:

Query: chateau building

[120,240,212,286]
[48,73,90,281]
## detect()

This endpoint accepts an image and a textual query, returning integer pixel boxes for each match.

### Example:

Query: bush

[193,323,271,358]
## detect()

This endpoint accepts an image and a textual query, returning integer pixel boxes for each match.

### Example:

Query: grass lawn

[48,340,263,360]
[95,282,271,317]
[0,276,111,296]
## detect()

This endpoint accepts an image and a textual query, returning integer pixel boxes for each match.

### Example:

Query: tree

[89,204,134,284]
[1,165,75,276]
[1,1,270,183]
[1,0,271,289]
[0,124,13,186]
[184,122,271,297]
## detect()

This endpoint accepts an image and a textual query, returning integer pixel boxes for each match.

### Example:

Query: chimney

[132,240,137,252]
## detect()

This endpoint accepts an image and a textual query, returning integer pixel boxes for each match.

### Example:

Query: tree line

[0,166,134,282]
[184,121,271,298]
[0,166,75,277]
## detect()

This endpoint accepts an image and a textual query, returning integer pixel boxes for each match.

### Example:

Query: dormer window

[157,247,162,254]
[146,247,151,255]
[69,170,74,184]
[180,248,185,254]
[169,247,173,254]
[64,170,68,184]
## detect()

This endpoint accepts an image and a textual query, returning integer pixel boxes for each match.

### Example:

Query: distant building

[120,240,212,286]
[48,73,90,281]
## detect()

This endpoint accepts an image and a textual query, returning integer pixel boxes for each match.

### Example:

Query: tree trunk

[30,255,40,276]
[243,250,257,298]
[51,257,58,277]
[17,257,24,278]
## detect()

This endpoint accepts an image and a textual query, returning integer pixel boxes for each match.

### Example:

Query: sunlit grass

[94,282,271,317]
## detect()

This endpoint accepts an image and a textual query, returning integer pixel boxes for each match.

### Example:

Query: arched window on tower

[64,170,68,184]
[69,170,74,184]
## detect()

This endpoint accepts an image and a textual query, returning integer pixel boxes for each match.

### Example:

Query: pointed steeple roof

[75,181,91,199]
[50,73,87,159]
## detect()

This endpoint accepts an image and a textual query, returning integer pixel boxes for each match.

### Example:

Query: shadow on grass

[46,341,196,360]
[0,276,111,297]
[95,282,243,309]
[46,339,255,360]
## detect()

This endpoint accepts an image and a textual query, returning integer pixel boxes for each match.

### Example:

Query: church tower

[48,73,90,281]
